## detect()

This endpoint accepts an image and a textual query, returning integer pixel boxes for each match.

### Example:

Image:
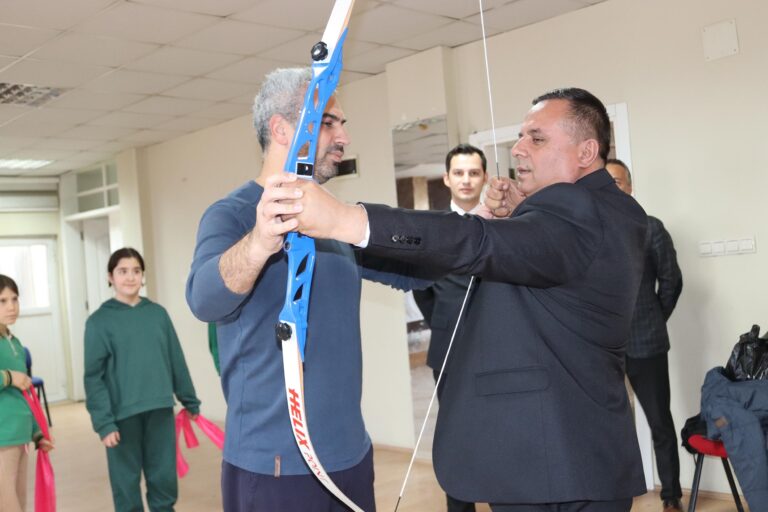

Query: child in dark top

[84,248,200,512]
[0,274,54,512]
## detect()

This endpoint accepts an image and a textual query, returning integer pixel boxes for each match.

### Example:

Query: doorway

[0,238,68,401]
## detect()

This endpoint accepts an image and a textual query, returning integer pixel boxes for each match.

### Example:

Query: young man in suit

[606,159,684,512]
[413,143,488,512]
[282,87,649,511]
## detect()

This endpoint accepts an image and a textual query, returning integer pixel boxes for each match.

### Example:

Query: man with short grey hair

[187,67,423,511]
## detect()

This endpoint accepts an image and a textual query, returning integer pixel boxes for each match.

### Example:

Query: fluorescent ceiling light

[0,159,53,170]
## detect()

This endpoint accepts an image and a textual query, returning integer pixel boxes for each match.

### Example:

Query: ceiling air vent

[0,82,66,107]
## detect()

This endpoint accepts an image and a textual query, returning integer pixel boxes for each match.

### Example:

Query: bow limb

[276,1,364,511]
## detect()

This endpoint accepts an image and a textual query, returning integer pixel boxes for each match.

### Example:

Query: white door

[82,218,112,315]
[0,239,68,401]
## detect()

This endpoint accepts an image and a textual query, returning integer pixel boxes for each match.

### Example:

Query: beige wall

[132,0,766,493]
[137,115,260,421]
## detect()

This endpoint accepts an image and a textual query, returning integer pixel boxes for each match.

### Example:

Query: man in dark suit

[287,88,648,511]
[606,159,684,512]
[413,143,488,512]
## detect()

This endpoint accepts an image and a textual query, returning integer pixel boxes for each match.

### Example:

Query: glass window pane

[106,162,118,185]
[78,191,105,212]
[0,244,50,310]
[76,168,103,192]
[107,188,119,206]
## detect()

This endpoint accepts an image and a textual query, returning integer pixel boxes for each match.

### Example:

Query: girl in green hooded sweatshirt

[0,274,54,512]
[84,248,200,512]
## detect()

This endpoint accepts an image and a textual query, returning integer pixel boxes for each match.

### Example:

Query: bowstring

[393,1,500,510]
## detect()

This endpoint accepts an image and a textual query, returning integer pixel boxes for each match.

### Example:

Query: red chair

[685,434,744,512]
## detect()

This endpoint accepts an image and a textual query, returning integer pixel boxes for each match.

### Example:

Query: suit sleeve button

[391,235,399,243]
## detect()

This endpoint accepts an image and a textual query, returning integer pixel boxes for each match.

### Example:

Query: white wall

[451,0,767,495]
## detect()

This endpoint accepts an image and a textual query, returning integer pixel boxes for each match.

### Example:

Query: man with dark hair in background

[287,87,649,511]
[606,158,684,512]
[413,143,487,512]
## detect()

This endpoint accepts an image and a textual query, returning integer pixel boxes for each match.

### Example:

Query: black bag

[724,324,768,381]
[680,413,707,454]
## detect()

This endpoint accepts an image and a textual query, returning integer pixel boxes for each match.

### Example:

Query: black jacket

[627,216,683,358]
[362,169,648,503]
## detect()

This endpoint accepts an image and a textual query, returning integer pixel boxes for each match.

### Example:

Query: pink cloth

[23,388,55,512]
[175,410,225,478]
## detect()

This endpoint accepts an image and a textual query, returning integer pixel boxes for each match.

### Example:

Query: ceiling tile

[124,96,214,116]
[69,150,117,162]
[193,102,249,120]
[259,33,323,64]
[154,116,219,133]
[0,104,31,125]
[228,94,256,106]
[163,78,257,101]
[0,24,61,57]
[58,124,138,141]
[123,129,183,144]
[0,0,116,30]
[83,70,189,94]
[233,0,335,31]
[0,136,37,152]
[205,57,287,84]
[32,33,159,68]
[390,0,508,19]
[395,20,494,51]
[0,120,71,137]
[89,111,175,129]
[74,2,218,45]
[124,47,242,76]
[344,45,414,74]
[342,38,380,59]
[0,58,111,88]
[175,19,304,55]
[89,140,139,153]
[30,137,104,151]
[0,55,17,69]
[10,148,78,161]
[465,0,585,31]
[9,107,104,127]
[349,5,453,45]
[133,0,259,17]
[47,90,146,110]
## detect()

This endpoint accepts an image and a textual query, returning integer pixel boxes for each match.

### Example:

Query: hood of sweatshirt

[101,297,150,310]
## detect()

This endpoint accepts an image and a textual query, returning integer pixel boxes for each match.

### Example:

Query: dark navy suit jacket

[362,169,648,504]
[626,216,682,358]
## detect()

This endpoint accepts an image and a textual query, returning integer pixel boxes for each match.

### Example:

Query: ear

[578,139,599,167]
[443,173,451,188]
[269,115,292,147]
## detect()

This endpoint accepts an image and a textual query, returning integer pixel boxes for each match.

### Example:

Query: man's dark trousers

[626,353,681,501]
[434,370,475,512]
